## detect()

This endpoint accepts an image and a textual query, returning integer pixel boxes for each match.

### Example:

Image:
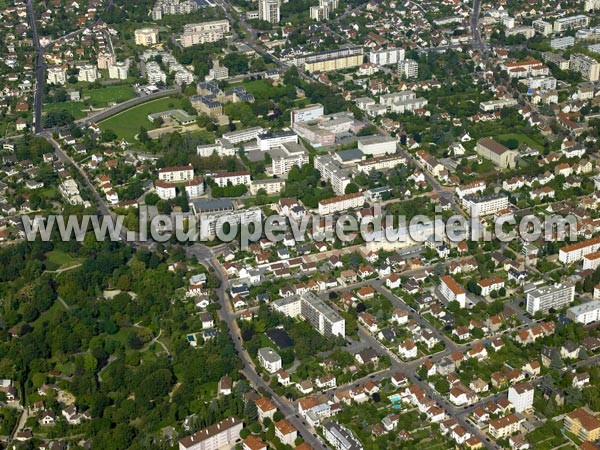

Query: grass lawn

[496,133,545,151]
[84,85,137,107]
[98,97,184,142]
[44,250,83,271]
[232,79,289,100]
[44,101,87,120]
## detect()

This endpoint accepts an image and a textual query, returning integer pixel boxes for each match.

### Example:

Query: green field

[232,79,289,100]
[44,250,83,271]
[98,97,184,142]
[84,85,137,107]
[44,101,87,119]
[496,133,545,151]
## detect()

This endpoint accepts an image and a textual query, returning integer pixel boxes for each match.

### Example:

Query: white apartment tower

[259,0,280,23]
[47,66,67,85]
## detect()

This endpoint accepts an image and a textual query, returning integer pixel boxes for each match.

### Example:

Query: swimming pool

[389,393,401,403]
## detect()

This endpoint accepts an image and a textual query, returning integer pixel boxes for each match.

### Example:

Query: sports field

[98,97,184,142]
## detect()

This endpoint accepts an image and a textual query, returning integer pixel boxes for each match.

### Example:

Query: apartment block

[158,165,194,183]
[532,19,553,36]
[439,275,466,308]
[461,194,509,217]
[569,53,600,81]
[564,408,600,441]
[314,154,353,195]
[135,27,159,46]
[181,20,230,47]
[292,47,364,73]
[77,64,100,83]
[318,193,364,215]
[272,292,346,338]
[508,382,534,413]
[211,171,251,187]
[559,236,600,264]
[369,47,405,66]
[258,347,282,373]
[397,59,418,78]
[108,61,129,80]
[47,66,67,85]
[259,0,280,23]
[356,154,406,173]
[323,421,363,450]
[566,300,600,325]
[526,283,575,315]
[488,414,523,439]
[554,15,590,32]
[179,417,243,450]
[270,142,309,176]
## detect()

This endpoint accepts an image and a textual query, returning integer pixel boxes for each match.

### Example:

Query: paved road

[27,0,45,134]
[205,258,330,450]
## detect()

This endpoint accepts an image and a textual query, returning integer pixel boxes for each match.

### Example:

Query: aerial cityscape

[1,0,600,449]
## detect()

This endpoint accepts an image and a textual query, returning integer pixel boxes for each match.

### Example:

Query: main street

[27,0,45,134]
[205,258,330,450]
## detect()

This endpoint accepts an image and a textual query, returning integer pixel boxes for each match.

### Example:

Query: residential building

[508,382,534,413]
[323,421,363,450]
[77,64,100,83]
[270,142,309,176]
[155,180,177,200]
[461,194,509,217]
[567,300,600,325]
[258,0,280,23]
[356,154,406,173]
[291,47,364,73]
[274,419,297,446]
[108,61,129,80]
[554,15,590,32]
[369,47,405,66]
[181,20,230,47]
[310,0,338,21]
[211,171,251,187]
[258,347,282,373]
[559,236,600,264]
[272,292,345,338]
[318,193,364,215]
[439,275,467,308]
[178,417,243,450]
[526,283,575,315]
[564,408,600,441]
[532,19,553,35]
[47,66,67,85]
[479,98,518,112]
[551,37,575,50]
[570,53,600,81]
[489,414,523,439]
[135,27,159,46]
[398,59,418,78]
[250,179,286,195]
[314,154,353,195]
[158,165,194,183]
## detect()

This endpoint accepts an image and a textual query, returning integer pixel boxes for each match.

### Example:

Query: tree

[244,399,258,422]
[345,183,359,194]
[138,127,150,143]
